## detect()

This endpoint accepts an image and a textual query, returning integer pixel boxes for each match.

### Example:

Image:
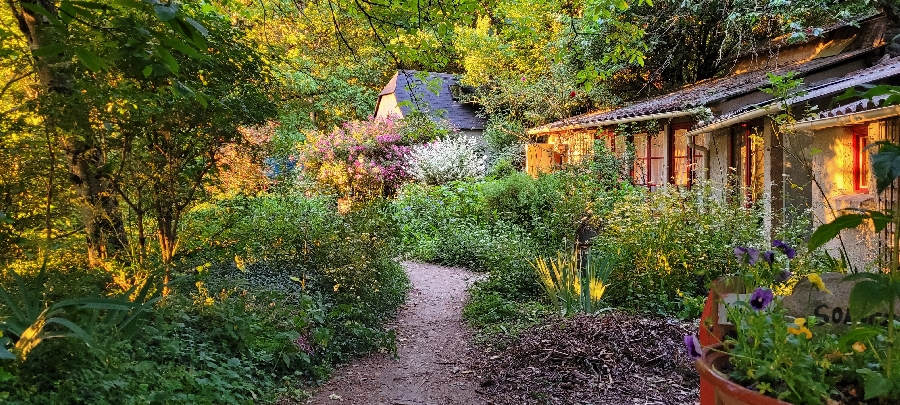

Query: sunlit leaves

[73,47,104,71]
[808,210,891,252]
[871,141,900,193]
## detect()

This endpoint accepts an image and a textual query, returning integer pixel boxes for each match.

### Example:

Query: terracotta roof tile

[529,47,880,135]
[690,56,900,133]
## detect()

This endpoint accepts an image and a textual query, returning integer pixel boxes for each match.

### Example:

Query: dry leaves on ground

[473,311,699,405]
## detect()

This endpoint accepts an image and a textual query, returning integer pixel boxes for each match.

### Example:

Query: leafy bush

[8,285,317,404]
[2,192,410,404]
[480,171,601,252]
[482,117,525,174]
[593,183,761,316]
[408,135,486,185]
[393,182,536,275]
[297,116,411,199]
[398,110,457,144]
[0,268,158,362]
[187,193,408,355]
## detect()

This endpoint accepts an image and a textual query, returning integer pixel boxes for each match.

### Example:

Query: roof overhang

[527,110,694,136]
[686,57,900,136]
[790,104,900,131]
[685,105,780,137]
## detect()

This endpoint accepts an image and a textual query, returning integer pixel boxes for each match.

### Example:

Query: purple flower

[734,246,760,265]
[772,240,797,259]
[775,270,793,283]
[684,335,703,360]
[293,334,315,355]
[762,251,776,264]
[749,287,774,311]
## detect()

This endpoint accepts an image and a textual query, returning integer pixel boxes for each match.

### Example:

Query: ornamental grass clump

[530,250,613,316]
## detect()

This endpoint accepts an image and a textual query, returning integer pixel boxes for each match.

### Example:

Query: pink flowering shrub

[298,116,412,199]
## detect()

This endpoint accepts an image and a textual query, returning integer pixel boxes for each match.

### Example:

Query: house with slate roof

[527,14,900,268]
[375,70,487,139]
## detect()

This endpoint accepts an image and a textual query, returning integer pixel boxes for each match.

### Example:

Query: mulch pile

[473,311,699,405]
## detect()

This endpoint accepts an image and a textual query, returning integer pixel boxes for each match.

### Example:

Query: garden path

[305,261,487,405]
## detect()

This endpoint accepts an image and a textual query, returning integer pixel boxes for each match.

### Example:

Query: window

[692,134,707,181]
[670,123,703,187]
[672,126,691,186]
[853,125,870,193]
[731,124,764,203]
[595,130,628,156]
[633,132,666,186]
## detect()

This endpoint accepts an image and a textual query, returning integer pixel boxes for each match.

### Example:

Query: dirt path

[307,261,487,405]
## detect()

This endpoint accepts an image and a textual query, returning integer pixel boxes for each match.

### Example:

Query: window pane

[634,134,648,158]
[633,134,648,184]
[650,133,665,158]
[692,135,706,180]
[749,134,764,200]
[650,158,665,185]
[673,128,689,186]
[857,133,869,191]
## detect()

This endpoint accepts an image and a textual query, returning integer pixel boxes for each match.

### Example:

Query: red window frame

[632,133,665,186]
[669,122,698,188]
[730,122,764,204]
[852,125,870,193]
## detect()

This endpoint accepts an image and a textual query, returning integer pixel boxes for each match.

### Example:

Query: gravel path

[306,261,487,405]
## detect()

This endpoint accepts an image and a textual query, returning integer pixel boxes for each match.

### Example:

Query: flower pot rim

[695,344,794,405]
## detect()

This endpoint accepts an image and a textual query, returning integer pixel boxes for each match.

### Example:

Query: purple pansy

[772,240,797,259]
[749,287,774,311]
[762,251,776,265]
[734,246,760,265]
[684,335,703,360]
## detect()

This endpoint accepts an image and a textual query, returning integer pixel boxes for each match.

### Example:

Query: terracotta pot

[695,345,793,405]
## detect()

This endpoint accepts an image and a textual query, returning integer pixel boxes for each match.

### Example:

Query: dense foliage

[1,0,894,401]
[297,117,412,199]
[0,194,408,403]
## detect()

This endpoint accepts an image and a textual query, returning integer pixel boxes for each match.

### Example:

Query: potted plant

[687,140,900,404]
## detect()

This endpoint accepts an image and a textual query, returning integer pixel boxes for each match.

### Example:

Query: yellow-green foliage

[531,250,612,316]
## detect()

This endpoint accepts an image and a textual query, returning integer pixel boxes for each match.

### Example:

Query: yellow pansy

[807,274,832,294]
[788,318,813,339]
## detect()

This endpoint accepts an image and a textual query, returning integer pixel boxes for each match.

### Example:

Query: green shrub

[185,194,406,319]
[9,287,310,404]
[2,192,411,404]
[593,183,761,316]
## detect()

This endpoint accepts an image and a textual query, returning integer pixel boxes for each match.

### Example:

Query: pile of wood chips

[473,311,700,405]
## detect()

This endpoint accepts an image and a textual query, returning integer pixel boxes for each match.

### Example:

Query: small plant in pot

[687,140,900,404]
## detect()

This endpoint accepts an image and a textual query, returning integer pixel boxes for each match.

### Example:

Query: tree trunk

[156,206,177,297]
[63,138,129,265]
[7,0,128,265]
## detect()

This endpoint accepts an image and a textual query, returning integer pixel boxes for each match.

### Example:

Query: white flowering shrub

[408,135,486,185]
